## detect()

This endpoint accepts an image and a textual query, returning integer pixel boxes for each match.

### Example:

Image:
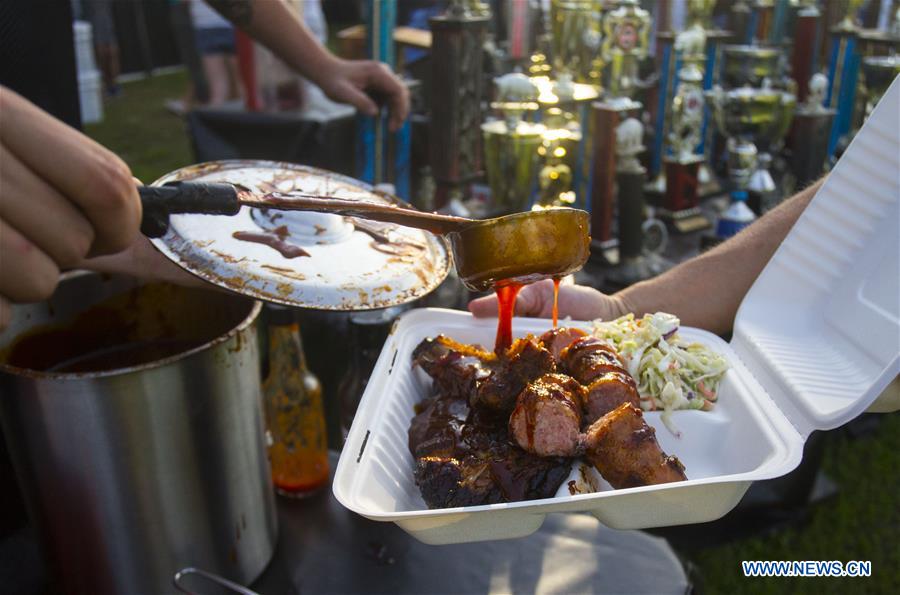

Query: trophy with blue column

[648,0,727,199]
[355,0,412,200]
[661,62,712,233]
[825,0,865,160]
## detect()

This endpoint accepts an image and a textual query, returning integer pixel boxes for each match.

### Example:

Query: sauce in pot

[0,284,247,374]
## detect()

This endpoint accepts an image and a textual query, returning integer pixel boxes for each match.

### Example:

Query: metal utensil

[0,272,277,594]
[139,181,591,291]
[174,567,261,595]
[146,161,450,311]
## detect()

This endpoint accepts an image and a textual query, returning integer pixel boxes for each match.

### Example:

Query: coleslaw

[592,312,729,436]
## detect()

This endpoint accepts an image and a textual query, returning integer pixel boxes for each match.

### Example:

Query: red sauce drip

[552,277,561,328]
[232,231,310,259]
[494,282,522,354]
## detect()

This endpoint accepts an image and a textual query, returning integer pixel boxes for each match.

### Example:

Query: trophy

[730,0,752,44]
[482,73,545,215]
[834,0,865,33]
[721,44,781,88]
[825,0,866,159]
[588,95,641,261]
[661,62,711,232]
[648,0,726,199]
[535,101,582,209]
[791,0,821,102]
[429,0,490,207]
[528,73,600,210]
[549,0,603,85]
[861,55,900,122]
[790,74,836,189]
[706,85,797,193]
[601,0,650,98]
[606,117,671,286]
[728,0,776,44]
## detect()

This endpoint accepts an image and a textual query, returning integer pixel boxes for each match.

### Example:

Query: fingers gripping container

[333,79,900,545]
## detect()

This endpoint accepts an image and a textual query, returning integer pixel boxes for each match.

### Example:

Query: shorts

[84,0,115,45]
[194,27,236,56]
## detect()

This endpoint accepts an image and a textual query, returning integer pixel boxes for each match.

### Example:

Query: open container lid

[149,161,451,310]
[730,76,900,438]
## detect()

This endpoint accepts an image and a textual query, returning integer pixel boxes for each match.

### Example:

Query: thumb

[468,293,498,318]
[514,284,544,317]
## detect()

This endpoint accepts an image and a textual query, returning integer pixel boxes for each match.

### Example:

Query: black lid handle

[139,182,240,237]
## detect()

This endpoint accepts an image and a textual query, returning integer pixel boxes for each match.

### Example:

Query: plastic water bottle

[716,190,757,239]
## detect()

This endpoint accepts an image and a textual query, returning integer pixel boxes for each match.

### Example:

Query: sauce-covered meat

[472,336,556,415]
[583,403,687,488]
[408,328,687,509]
[509,373,585,457]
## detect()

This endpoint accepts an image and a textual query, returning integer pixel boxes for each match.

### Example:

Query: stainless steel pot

[0,272,276,594]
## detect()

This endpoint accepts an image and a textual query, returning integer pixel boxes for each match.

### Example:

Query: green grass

[84,70,193,184]
[690,413,900,594]
[84,71,900,595]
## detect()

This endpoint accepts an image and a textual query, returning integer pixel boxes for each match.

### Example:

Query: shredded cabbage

[592,313,729,436]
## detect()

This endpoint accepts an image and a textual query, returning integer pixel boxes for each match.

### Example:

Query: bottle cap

[731,190,749,202]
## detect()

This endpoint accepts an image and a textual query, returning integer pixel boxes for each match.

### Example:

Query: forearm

[615,178,824,334]
[206,0,337,87]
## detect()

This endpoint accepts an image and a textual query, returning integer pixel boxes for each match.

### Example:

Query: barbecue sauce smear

[232,225,310,259]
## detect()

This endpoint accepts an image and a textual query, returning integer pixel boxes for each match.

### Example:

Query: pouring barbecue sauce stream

[493,277,562,354]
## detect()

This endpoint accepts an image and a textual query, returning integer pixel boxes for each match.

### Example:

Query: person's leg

[171,1,209,104]
[202,54,231,105]
[225,55,244,102]
[195,26,238,106]
[106,42,121,96]
[85,0,120,96]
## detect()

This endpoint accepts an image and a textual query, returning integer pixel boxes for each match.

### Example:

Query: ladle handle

[243,192,472,236]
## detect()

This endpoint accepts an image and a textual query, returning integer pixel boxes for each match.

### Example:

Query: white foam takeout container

[333,79,900,545]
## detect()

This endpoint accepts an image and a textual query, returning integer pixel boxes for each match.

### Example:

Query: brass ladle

[138,182,590,291]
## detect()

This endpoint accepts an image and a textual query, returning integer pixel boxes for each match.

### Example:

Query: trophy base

[590,238,620,267]
[605,253,673,289]
[697,163,722,198]
[663,157,703,213]
[644,170,720,201]
[644,172,667,199]
[657,206,712,234]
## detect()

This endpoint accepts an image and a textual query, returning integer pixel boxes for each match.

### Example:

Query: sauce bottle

[261,305,329,497]
[336,307,403,443]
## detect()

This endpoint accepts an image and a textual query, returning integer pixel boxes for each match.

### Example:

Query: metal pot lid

[150,160,451,311]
